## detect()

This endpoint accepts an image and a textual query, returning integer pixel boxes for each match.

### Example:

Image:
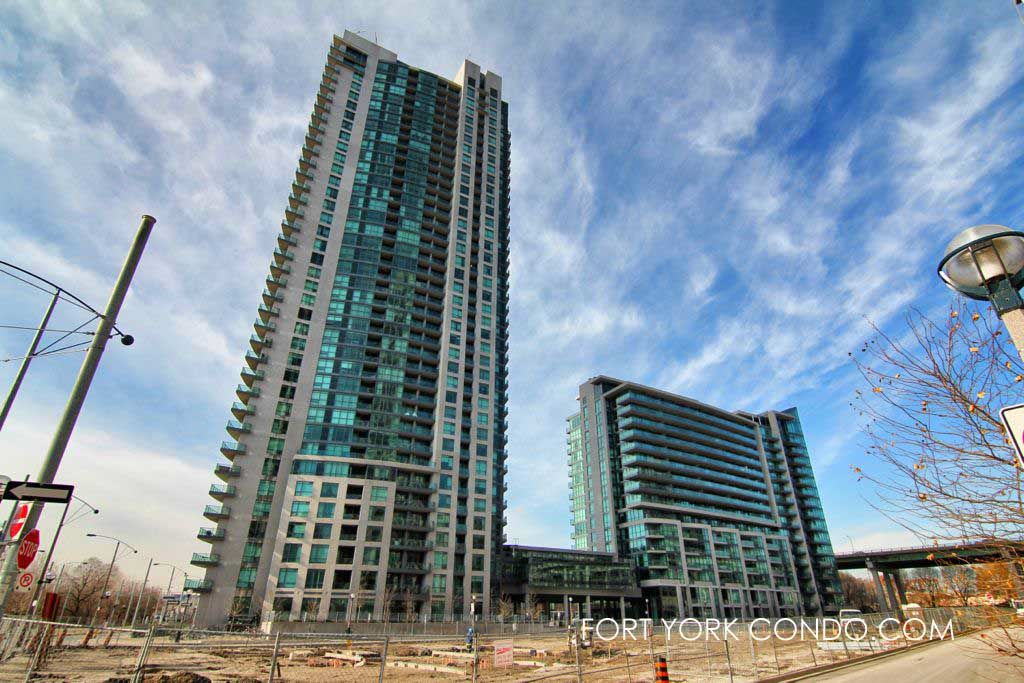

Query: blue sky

[2,1,1024,582]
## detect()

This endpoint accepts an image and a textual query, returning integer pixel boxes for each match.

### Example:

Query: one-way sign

[2,482,74,504]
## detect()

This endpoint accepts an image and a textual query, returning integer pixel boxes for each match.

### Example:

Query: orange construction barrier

[654,655,669,682]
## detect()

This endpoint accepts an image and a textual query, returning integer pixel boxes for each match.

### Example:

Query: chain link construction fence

[0,607,1015,681]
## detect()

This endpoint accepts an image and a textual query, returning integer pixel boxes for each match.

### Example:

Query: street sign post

[1000,403,1024,470]
[17,529,39,570]
[2,482,73,504]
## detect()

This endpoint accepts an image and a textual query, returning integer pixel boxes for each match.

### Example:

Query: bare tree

[854,303,1024,665]
[839,572,878,611]
[381,583,400,622]
[941,564,976,606]
[61,559,120,619]
[496,593,515,622]
[402,589,418,622]
[906,568,945,607]
[523,591,543,622]
[852,303,1024,547]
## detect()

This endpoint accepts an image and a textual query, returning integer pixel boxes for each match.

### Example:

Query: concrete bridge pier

[865,559,890,611]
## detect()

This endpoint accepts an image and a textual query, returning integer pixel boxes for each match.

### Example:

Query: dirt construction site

[0,608,1010,682]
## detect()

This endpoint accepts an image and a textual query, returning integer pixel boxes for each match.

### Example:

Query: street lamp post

[154,563,186,624]
[346,592,356,631]
[938,225,1024,358]
[130,558,154,630]
[87,533,138,623]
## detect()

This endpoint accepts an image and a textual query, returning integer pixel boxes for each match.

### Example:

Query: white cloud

[1,0,1023,564]
[1,402,210,580]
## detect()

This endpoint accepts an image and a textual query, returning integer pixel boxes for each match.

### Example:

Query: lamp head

[938,225,1024,310]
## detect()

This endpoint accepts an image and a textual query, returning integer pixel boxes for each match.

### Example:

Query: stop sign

[17,529,39,571]
[9,504,29,540]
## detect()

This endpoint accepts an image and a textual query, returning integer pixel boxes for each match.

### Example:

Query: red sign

[9,503,29,540]
[493,639,513,667]
[17,529,39,570]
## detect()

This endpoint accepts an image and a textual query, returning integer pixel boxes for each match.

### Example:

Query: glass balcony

[252,318,276,335]
[287,192,309,210]
[190,552,221,567]
[265,274,288,292]
[280,219,301,236]
[209,484,236,498]
[231,401,255,421]
[239,367,264,387]
[183,578,213,593]
[261,288,283,306]
[220,440,245,458]
[197,527,225,541]
[277,233,298,250]
[244,350,267,370]
[292,180,312,195]
[203,504,230,520]
[272,247,294,264]
[235,383,260,401]
[226,420,251,439]
[256,303,280,323]
[297,155,317,173]
[214,464,241,480]
[295,166,314,183]
[249,334,271,355]
[269,260,291,278]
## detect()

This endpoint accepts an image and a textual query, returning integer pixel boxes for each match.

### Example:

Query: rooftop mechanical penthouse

[567,377,842,620]
[191,31,510,628]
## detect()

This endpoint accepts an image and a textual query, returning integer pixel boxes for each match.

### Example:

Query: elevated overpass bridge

[834,541,1023,612]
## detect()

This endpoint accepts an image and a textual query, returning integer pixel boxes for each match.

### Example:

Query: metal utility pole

[0,290,58,432]
[0,215,155,619]
[97,540,123,622]
[130,558,153,630]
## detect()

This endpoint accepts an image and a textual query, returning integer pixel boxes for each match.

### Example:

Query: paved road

[805,632,1024,681]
